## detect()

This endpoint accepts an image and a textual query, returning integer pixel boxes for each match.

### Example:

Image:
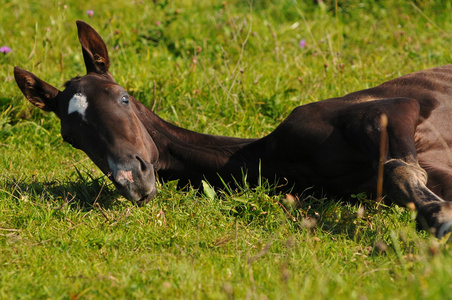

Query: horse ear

[76,20,110,75]
[14,67,59,113]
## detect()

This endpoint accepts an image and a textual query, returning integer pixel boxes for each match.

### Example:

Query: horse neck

[132,99,261,186]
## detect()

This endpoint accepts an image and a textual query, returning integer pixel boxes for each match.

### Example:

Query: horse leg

[382,159,452,238]
[343,98,452,237]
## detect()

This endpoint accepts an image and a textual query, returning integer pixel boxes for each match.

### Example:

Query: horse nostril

[136,156,148,172]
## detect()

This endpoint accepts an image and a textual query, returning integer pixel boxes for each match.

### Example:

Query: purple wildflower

[0,46,11,53]
[86,10,94,17]
[299,39,306,48]
[156,21,161,26]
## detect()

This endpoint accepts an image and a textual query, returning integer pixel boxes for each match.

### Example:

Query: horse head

[14,21,158,205]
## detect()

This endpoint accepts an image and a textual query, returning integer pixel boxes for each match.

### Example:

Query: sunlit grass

[2,0,452,299]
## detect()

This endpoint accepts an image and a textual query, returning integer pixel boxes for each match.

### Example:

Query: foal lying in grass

[14,20,452,238]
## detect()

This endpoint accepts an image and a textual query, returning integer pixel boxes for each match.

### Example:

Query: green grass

[2,0,452,299]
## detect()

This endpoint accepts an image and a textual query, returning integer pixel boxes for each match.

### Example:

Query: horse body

[14,21,452,237]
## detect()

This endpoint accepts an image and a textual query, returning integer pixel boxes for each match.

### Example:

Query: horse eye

[121,95,129,105]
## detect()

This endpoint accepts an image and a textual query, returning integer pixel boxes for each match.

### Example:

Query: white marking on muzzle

[108,157,134,183]
[116,170,134,183]
[68,93,88,119]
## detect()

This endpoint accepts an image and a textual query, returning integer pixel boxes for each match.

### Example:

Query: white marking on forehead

[68,93,88,119]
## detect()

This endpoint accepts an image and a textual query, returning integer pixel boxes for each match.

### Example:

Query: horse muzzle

[108,156,157,205]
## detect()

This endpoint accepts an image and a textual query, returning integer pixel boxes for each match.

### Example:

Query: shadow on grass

[290,191,422,244]
[213,180,396,242]
[219,178,415,243]
[3,172,121,210]
[3,172,417,242]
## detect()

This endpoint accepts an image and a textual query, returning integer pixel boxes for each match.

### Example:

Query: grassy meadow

[2,0,452,298]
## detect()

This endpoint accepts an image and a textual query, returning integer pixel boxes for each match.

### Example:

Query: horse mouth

[106,165,157,205]
[111,180,156,206]
[134,188,157,206]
